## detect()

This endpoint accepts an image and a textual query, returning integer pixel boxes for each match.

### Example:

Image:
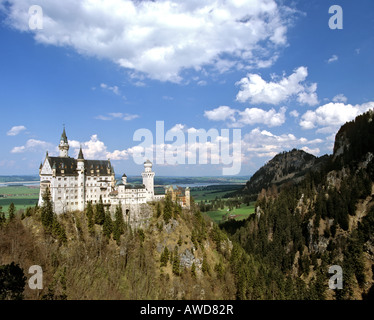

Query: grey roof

[77,147,84,160]
[46,157,113,176]
[61,128,68,143]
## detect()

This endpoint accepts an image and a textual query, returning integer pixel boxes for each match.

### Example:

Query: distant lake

[0,181,40,187]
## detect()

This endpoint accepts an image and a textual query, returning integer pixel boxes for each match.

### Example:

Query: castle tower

[142,159,155,198]
[185,187,190,209]
[59,127,69,158]
[77,146,85,211]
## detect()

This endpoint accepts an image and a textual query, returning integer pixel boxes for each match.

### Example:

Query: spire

[78,146,84,160]
[61,125,68,143]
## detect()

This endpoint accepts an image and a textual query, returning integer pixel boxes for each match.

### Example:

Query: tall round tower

[142,159,155,198]
[59,127,69,157]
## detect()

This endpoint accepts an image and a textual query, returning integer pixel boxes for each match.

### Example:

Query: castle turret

[77,146,85,211]
[185,187,190,209]
[122,173,127,185]
[59,127,69,157]
[142,160,155,198]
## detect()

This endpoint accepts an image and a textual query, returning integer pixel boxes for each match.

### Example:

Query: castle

[38,129,190,221]
[38,128,162,215]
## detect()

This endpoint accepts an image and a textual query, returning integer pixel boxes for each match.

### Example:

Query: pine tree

[0,207,5,227]
[160,247,169,267]
[103,208,113,239]
[113,204,125,244]
[41,187,54,230]
[191,262,196,278]
[202,253,210,275]
[163,193,173,224]
[94,196,105,225]
[172,246,180,276]
[156,202,162,218]
[8,203,15,221]
[86,201,95,234]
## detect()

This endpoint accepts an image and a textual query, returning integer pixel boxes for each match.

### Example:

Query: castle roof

[45,156,113,176]
[61,127,68,143]
[77,147,84,160]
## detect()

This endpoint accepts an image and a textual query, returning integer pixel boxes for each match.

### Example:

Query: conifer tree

[113,204,125,244]
[103,208,113,239]
[172,246,180,276]
[163,193,173,224]
[86,201,95,233]
[156,202,162,218]
[160,247,169,267]
[8,203,15,221]
[191,262,196,278]
[0,207,5,227]
[94,196,105,225]
[41,187,54,230]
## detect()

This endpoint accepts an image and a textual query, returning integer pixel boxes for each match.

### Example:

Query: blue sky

[0,0,374,176]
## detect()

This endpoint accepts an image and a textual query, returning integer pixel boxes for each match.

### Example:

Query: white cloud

[332,94,347,103]
[11,139,53,153]
[204,105,287,127]
[327,54,338,63]
[7,125,26,136]
[300,101,374,132]
[238,107,286,127]
[73,134,130,161]
[204,106,237,122]
[100,83,120,95]
[236,66,318,106]
[95,112,139,121]
[2,0,292,82]
[301,146,320,156]
[290,110,299,118]
[242,127,323,159]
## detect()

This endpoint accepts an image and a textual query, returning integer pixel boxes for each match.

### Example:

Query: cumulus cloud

[11,139,53,153]
[290,110,299,118]
[1,0,292,82]
[7,125,26,136]
[332,94,347,103]
[204,106,237,122]
[204,105,286,127]
[236,66,318,106]
[300,101,374,132]
[242,127,323,160]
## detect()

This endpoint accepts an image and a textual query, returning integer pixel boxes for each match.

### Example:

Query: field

[190,184,255,224]
[204,203,255,224]
[0,186,39,214]
[191,184,244,202]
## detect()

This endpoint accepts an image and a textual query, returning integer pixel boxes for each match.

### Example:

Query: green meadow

[204,203,255,224]
[0,186,39,214]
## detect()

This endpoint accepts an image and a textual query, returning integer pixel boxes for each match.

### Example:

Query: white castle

[38,128,169,216]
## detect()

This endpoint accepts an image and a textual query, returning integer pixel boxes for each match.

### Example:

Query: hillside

[242,149,328,196]
[222,110,374,300]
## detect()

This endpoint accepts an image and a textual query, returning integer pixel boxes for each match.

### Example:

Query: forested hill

[222,110,374,299]
[242,148,328,196]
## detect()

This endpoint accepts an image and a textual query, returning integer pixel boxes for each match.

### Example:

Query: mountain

[243,148,328,196]
[222,110,374,300]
